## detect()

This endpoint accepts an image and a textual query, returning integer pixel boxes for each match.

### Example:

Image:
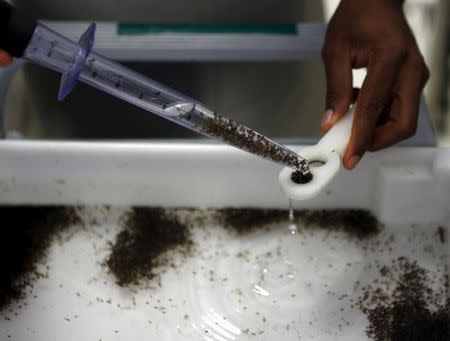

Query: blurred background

[3,0,449,146]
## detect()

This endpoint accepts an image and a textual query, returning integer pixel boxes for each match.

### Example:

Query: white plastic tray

[0,141,448,341]
[0,141,447,223]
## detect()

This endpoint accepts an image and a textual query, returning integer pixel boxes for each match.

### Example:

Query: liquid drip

[288,199,298,235]
[251,201,301,303]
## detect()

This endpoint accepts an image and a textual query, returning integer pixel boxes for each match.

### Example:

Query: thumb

[0,50,12,67]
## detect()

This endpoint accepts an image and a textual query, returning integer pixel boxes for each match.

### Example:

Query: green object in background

[118,23,297,35]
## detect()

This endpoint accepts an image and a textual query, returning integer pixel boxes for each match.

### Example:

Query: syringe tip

[291,169,313,184]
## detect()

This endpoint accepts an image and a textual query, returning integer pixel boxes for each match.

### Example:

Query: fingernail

[347,155,361,170]
[321,109,334,127]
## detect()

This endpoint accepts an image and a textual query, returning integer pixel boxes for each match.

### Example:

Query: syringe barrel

[77,51,196,122]
[24,23,79,75]
[24,23,207,123]
[23,22,309,173]
[0,1,310,173]
[23,22,218,133]
[75,52,308,172]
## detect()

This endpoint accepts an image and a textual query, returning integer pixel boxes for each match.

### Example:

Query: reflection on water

[200,308,242,341]
[187,213,447,340]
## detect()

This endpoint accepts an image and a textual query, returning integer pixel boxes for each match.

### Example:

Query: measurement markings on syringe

[47,41,57,58]
[84,61,169,110]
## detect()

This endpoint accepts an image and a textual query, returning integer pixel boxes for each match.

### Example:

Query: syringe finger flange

[58,23,96,101]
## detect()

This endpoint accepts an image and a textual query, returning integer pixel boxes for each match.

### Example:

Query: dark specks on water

[436,226,446,244]
[298,210,381,240]
[215,208,381,240]
[105,207,194,287]
[358,258,449,341]
[0,207,81,310]
[101,208,382,297]
[215,208,287,235]
[0,205,447,341]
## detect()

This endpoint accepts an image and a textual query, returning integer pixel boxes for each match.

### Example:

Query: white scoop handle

[315,107,354,157]
[279,106,355,200]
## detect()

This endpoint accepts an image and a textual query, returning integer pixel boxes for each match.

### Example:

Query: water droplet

[288,200,298,235]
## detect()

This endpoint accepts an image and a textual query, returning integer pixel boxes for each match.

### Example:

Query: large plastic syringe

[0,1,310,175]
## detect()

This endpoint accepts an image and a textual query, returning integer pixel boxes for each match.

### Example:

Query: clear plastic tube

[23,23,310,174]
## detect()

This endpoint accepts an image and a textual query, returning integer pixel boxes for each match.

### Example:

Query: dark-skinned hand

[321,0,429,169]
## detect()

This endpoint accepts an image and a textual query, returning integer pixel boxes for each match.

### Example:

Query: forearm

[339,0,405,9]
